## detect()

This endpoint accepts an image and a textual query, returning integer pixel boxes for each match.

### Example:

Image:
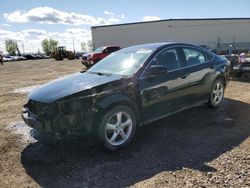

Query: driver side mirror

[146,65,167,76]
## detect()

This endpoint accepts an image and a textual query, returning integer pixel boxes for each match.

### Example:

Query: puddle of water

[12,85,41,94]
[6,121,37,144]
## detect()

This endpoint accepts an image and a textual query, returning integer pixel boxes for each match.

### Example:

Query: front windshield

[94,47,105,53]
[88,47,154,76]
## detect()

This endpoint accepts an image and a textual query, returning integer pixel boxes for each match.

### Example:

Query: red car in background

[82,45,121,68]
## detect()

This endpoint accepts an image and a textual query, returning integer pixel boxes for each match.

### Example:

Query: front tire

[98,105,136,151]
[209,79,225,108]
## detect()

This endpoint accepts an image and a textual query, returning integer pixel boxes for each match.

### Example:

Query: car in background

[75,51,86,59]
[82,45,121,68]
[23,54,38,60]
[33,54,44,59]
[22,42,229,150]
[231,53,250,80]
[10,55,27,61]
[3,55,14,62]
[2,55,25,62]
[1,53,50,62]
[221,54,238,68]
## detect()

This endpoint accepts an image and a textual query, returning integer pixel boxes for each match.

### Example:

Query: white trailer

[91,18,250,51]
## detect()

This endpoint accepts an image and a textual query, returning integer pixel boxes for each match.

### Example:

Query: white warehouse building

[91,18,250,52]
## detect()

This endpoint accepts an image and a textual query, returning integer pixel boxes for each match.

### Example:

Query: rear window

[106,47,120,53]
[183,48,206,66]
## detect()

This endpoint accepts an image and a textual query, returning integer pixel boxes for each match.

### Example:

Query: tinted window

[204,52,213,61]
[183,48,206,66]
[153,48,180,71]
[106,47,120,53]
[94,47,105,53]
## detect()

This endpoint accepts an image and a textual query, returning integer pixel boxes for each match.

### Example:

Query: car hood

[29,72,123,103]
[83,53,91,57]
[83,52,101,57]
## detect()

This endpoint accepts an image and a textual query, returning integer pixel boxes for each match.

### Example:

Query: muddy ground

[0,59,249,188]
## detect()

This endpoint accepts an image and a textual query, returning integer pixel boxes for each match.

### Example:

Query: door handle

[180,74,188,79]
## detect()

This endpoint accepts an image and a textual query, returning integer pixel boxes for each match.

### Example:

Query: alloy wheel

[105,111,133,146]
[212,82,224,104]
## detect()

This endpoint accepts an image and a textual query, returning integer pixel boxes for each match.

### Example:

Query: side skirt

[140,100,208,126]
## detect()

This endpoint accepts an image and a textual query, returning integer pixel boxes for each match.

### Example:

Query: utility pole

[72,39,75,53]
[22,43,25,54]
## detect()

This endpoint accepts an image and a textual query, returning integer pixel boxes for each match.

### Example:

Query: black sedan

[22,42,230,150]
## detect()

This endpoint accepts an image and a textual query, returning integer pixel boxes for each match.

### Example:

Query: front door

[138,47,190,123]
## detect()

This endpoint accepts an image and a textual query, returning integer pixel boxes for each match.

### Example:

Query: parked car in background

[82,45,121,68]
[222,54,238,69]
[34,54,44,59]
[3,55,14,62]
[23,54,38,60]
[0,52,3,65]
[10,55,26,61]
[22,42,229,150]
[1,53,50,62]
[231,53,250,80]
[17,56,27,61]
[75,51,86,59]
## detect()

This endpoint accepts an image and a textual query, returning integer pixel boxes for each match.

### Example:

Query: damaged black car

[22,42,230,150]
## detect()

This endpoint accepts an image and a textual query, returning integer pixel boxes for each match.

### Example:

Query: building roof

[91,17,250,29]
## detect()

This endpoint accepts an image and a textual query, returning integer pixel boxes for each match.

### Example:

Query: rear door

[179,46,215,105]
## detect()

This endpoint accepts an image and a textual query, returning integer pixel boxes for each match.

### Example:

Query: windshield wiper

[96,72,105,76]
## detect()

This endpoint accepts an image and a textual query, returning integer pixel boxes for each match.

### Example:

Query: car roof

[105,45,120,48]
[120,42,200,52]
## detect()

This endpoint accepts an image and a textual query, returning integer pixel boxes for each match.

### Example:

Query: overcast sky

[0,0,250,53]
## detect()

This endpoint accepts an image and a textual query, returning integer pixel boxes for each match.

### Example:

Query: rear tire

[208,79,225,108]
[98,105,136,151]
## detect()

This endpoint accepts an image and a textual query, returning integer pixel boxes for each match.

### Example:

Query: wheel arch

[97,94,141,122]
[215,74,227,86]
[91,94,141,134]
[214,64,230,86]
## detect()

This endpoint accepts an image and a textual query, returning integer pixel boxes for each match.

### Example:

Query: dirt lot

[0,59,250,188]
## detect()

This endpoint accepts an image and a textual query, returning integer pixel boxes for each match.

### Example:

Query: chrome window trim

[139,44,215,79]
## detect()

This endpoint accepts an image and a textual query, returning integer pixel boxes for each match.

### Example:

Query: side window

[106,47,119,53]
[153,48,180,71]
[111,47,120,52]
[183,48,206,66]
[102,48,109,53]
[106,47,112,53]
[204,52,213,61]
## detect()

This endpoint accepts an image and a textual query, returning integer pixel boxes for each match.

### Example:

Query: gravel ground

[0,59,249,188]
[12,85,41,94]
[5,122,37,144]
